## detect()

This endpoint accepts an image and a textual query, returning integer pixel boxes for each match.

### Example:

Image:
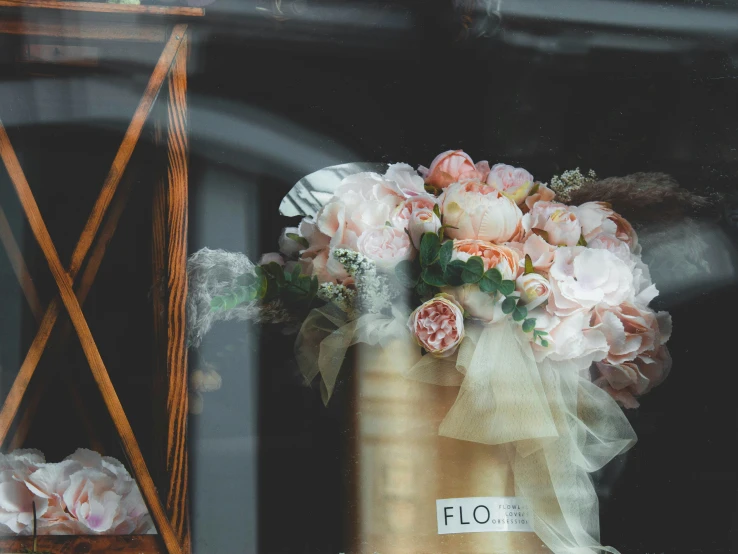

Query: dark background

[1,1,738,553]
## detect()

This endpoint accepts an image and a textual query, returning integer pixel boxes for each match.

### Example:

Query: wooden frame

[0,3,204,553]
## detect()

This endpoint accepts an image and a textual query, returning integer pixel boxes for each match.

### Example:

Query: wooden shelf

[0,0,204,17]
[0,534,164,553]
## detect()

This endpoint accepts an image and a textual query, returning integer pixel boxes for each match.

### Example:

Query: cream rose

[450,239,520,278]
[529,309,609,365]
[418,150,489,189]
[356,227,415,270]
[408,294,465,357]
[439,181,523,243]
[486,163,535,205]
[516,273,551,310]
[547,247,635,316]
[384,162,427,197]
[524,182,556,212]
[524,201,582,247]
[407,208,441,249]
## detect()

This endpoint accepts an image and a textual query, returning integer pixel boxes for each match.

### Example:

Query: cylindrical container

[351,339,551,553]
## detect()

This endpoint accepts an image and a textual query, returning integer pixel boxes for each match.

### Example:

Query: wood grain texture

[0,203,43,320]
[0,25,185,447]
[0,534,164,553]
[164,35,191,554]
[0,18,167,42]
[0,117,182,554]
[0,0,204,17]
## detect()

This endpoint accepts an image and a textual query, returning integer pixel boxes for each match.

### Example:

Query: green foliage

[501,296,517,314]
[461,256,485,284]
[512,305,528,322]
[286,232,309,249]
[524,254,535,275]
[422,264,446,287]
[420,232,441,267]
[498,279,515,296]
[439,240,453,270]
[395,260,420,288]
[210,262,318,313]
[577,234,588,247]
[522,318,536,333]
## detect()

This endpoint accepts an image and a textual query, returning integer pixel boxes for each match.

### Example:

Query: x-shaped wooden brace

[0,24,190,554]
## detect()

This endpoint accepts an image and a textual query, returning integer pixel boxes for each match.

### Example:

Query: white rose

[384,163,427,197]
[515,273,551,310]
[529,309,609,365]
[547,247,635,316]
[407,208,441,249]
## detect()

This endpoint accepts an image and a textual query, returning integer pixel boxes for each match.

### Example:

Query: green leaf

[485,268,503,286]
[499,280,515,296]
[577,234,588,247]
[532,228,550,243]
[444,262,464,287]
[524,254,535,275]
[478,275,498,294]
[501,296,517,314]
[422,264,446,287]
[540,339,549,348]
[286,233,309,249]
[439,240,453,270]
[424,184,440,196]
[291,263,301,283]
[529,182,540,195]
[433,203,442,220]
[416,280,433,297]
[522,318,536,333]
[420,232,441,267]
[513,305,528,322]
[262,262,285,285]
[461,256,485,284]
[255,274,268,299]
[395,260,420,288]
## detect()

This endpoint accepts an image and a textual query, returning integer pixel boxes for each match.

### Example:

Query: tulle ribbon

[296,306,637,554]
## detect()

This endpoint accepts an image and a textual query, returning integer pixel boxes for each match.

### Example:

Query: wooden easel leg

[164,33,191,554]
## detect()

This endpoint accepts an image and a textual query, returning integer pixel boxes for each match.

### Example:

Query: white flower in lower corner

[0,450,48,535]
[408,294,465,358]
[356,226,415,271]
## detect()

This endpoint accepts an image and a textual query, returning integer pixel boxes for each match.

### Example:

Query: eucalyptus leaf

[479,274,498,294]
[461,256,485,284]
[433,204,442,220]
[540,339,549,347]
[439,240,453,270]
[291,263,302,283]
[416,280,433,297]
[501,296,517,314]
[444,263,464,287]
[485,268,503,286]
[422,264,446,287]
[499,280,515,296]
[420,233,441,267]
[524,254,535,275]
[395,260,420,288]
[513,305,528,322]
[522,318,536,333]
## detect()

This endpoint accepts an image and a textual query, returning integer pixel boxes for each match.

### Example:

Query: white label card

[436,497,534,535]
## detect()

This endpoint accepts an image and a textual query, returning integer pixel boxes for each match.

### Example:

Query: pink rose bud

[407,208,441,249]
[515,273,551,310]
[259,252,285,266]
[418,150,488,189]
[486,163,535,206]
[408,293,465,357]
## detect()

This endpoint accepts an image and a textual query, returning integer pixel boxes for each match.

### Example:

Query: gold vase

[350,339,551,554]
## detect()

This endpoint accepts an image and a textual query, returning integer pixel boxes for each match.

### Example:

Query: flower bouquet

[189,150,674,554]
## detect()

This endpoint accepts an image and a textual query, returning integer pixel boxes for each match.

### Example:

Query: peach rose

[390,195,437,230]
[356,227,415,270]
[418,150,489,189]
[576,202,638,250]
[521,233,556,274]
[515,273,551,310]
[408,294,465,357]
[524,183,556,212]
[547,247,635,316]
[407,208,441,249]
[451,239,520,279]
[486,163,535,205]
[524,201,582,247]
[439,181,524,243]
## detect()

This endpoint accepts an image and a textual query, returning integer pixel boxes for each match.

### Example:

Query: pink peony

[521,233,557,274]
[523,201,582,247]
[591,302,658,365]
[439,181,524,243]
[407,208,441,249]
[524,183,556,212]
[515,273,551,310]
[356,227,415,270]
[595,345,672,409]
[575,202,638,250]
[418,150,489,189]
[408,294,465,357]
[529,309,609,365]
[384,163,427,197]
[390,196,437,230]
[547,247,635,317]
[486,163,536,205]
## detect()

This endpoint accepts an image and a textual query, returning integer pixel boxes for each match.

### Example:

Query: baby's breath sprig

[549,167,597,203]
